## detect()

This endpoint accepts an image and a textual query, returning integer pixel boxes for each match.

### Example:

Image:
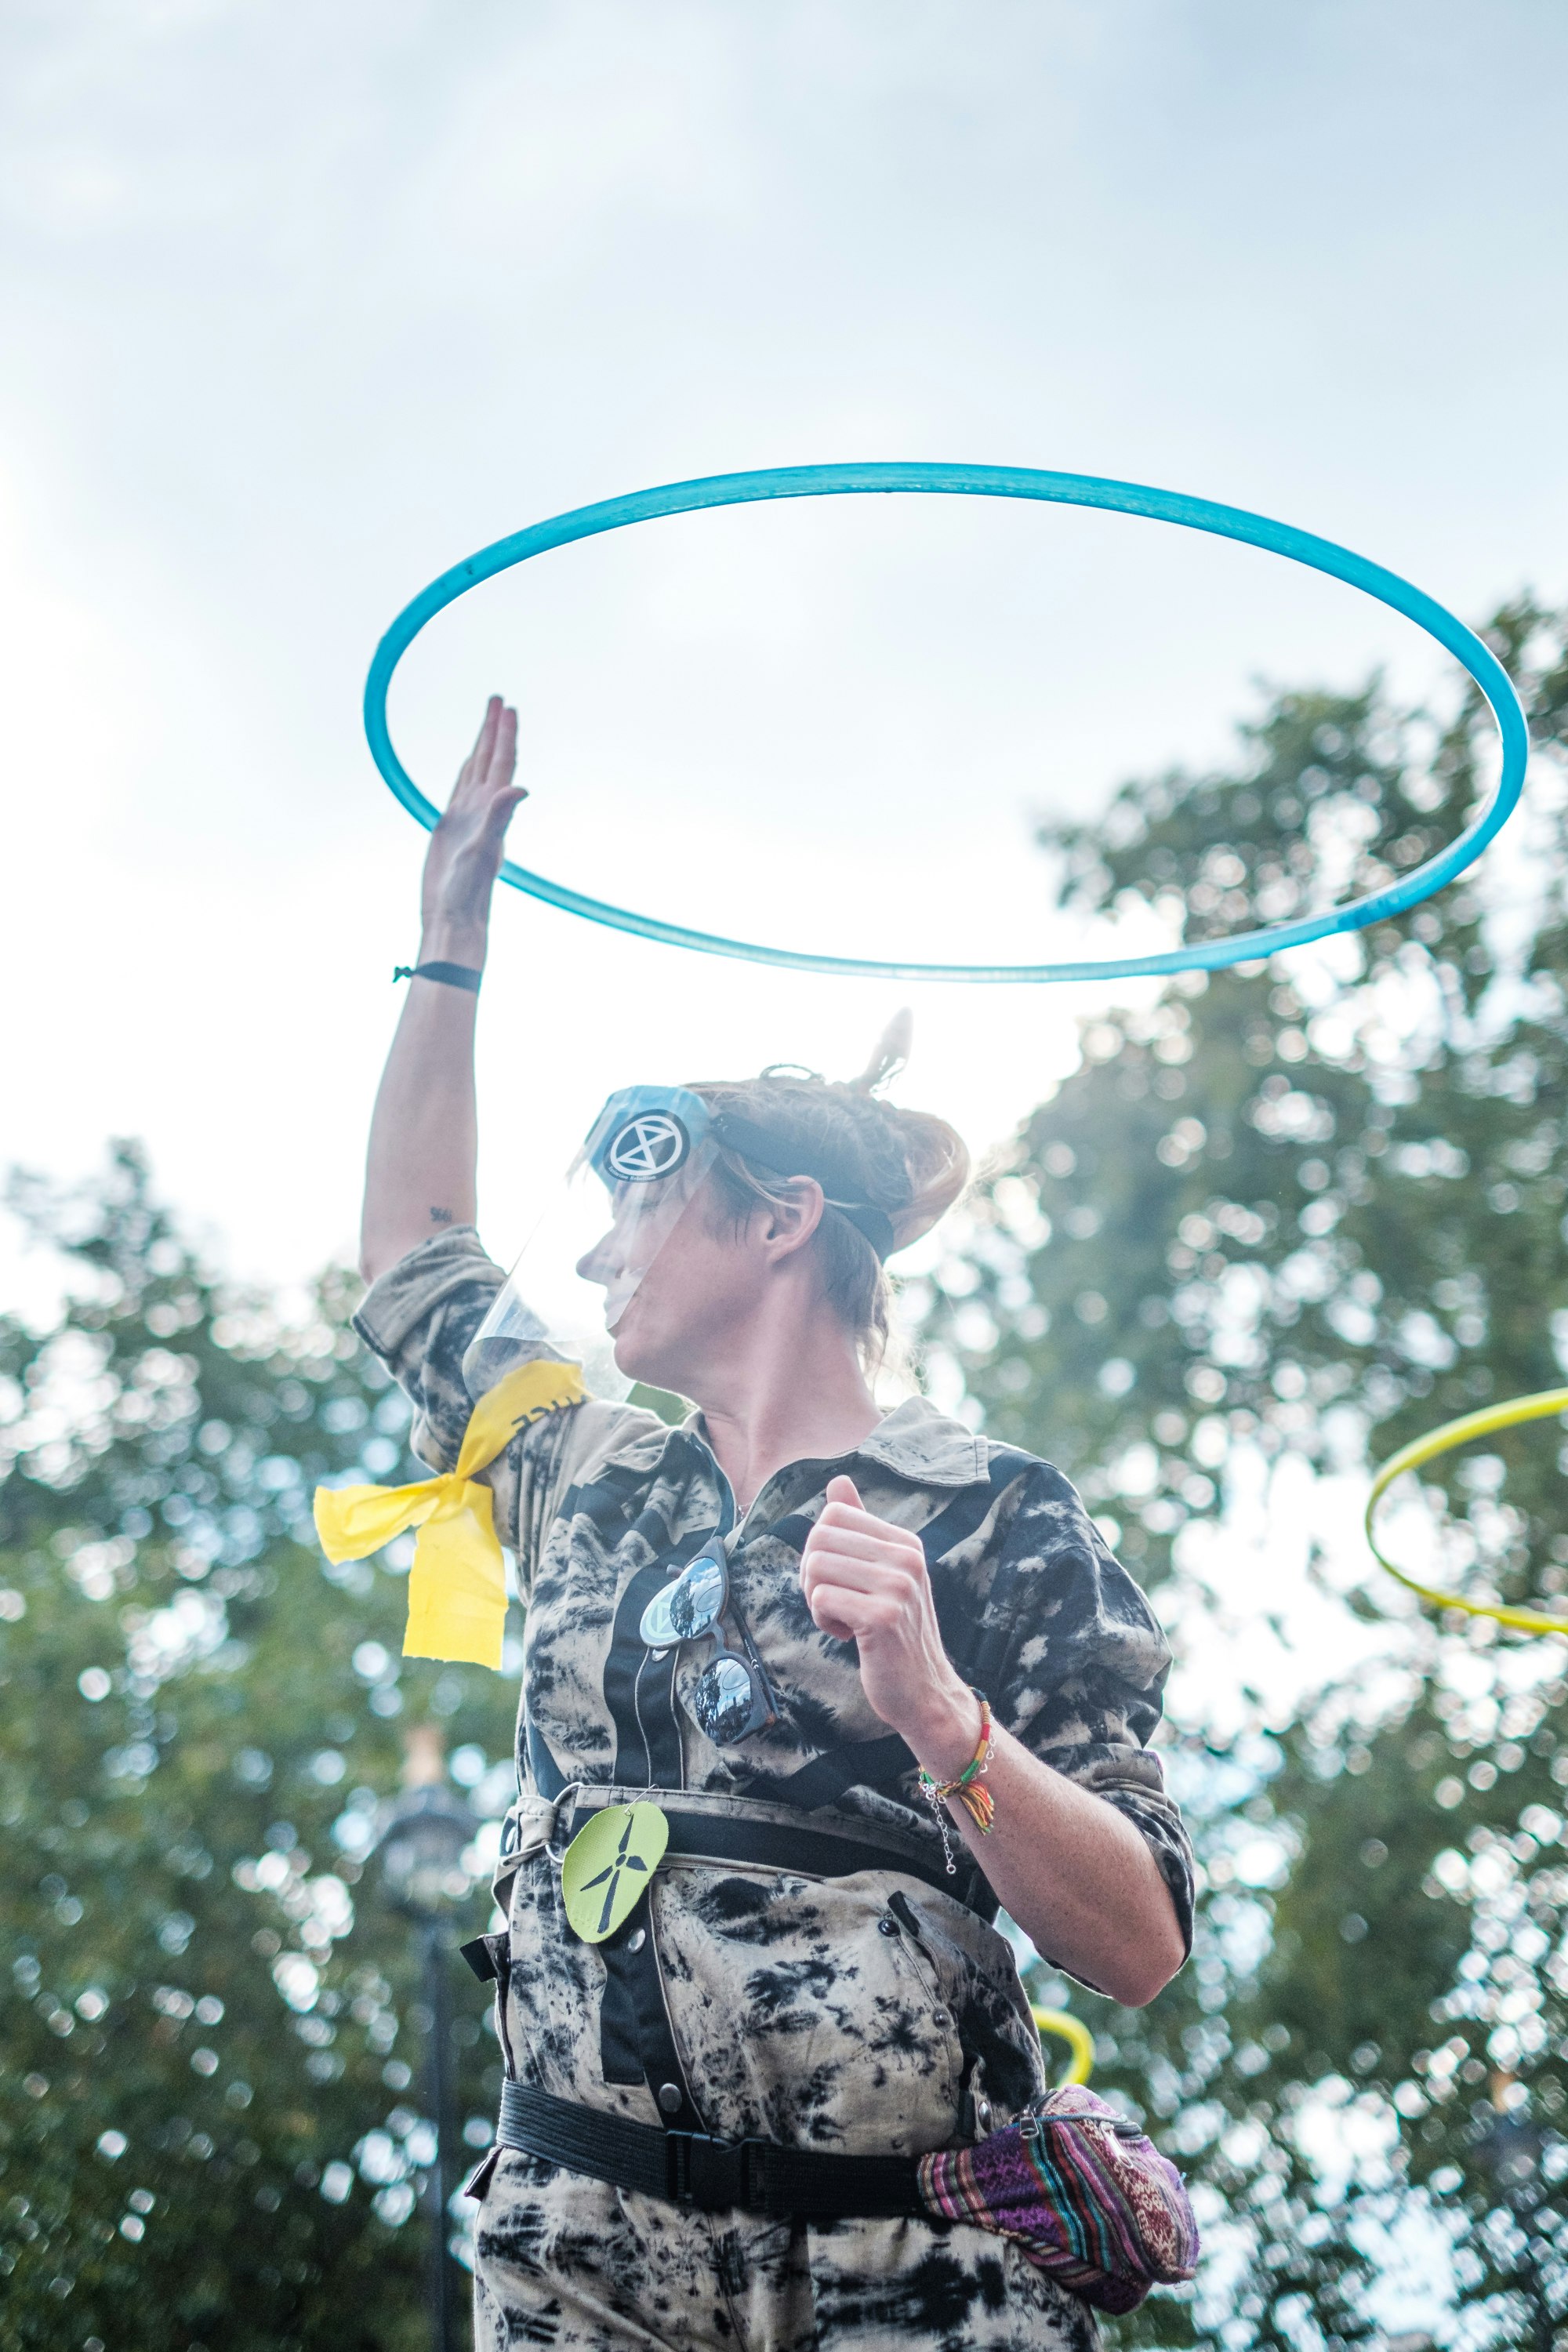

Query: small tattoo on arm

[430,1207,455,1225]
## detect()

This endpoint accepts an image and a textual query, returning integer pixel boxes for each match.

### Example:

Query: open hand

[800,1475,978,1769]
[419,697,526,946]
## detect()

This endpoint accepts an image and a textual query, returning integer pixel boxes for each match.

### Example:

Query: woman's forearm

[359,917,486,1283]
[910,1697,1187,2007]
[358,699,523,1286]
[797,1478,1186,2009]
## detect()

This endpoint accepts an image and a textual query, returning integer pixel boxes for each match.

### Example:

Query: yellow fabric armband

[312,1359,586,1670]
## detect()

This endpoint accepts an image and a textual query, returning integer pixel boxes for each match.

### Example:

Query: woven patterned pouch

[916,2088,1200,2315]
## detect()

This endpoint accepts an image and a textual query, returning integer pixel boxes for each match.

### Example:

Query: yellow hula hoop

[1032,2005,1095,2087]
[1365,1385,1568,1638]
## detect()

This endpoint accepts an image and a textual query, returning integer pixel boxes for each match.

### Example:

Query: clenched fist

[799,1473,981,1777]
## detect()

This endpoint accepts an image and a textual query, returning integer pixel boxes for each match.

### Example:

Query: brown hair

[688,1014,969,1366]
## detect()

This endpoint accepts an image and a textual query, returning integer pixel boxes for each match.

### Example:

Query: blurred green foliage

[0,1153,519,2350]
[916,599,1568,2346]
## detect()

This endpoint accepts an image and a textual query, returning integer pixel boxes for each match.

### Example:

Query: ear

[755,1177,826,1265]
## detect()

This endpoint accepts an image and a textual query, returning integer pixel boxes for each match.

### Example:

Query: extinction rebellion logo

[604,1112,690,1182]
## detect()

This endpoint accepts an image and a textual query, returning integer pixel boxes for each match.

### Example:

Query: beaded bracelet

[917,1692,995,1875]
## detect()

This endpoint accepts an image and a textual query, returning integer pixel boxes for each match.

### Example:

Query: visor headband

[709,1112,898,1261]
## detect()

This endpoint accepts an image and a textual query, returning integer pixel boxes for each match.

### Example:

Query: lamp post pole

[419,1911,459,2352]
[373,1726,477,2352]
[1473,2100,1553,2352]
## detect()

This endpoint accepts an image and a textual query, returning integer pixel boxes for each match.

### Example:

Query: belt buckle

[668,2132,757,2212]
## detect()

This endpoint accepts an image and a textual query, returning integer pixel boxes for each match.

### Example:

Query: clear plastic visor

[461,1094,717,1401]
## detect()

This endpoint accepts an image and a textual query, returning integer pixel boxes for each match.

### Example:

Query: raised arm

[359,698,524,1284]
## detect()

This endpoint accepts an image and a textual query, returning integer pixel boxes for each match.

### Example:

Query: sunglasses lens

[691,1654,764,1747]
[639,1554,725,1648]
[670,1555,724,1639]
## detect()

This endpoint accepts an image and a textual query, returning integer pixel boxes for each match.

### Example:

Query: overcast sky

[3,0,1566,1305]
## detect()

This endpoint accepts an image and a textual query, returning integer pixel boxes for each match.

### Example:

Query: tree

[0,1148,520,2351]
[917,602,1568,2346]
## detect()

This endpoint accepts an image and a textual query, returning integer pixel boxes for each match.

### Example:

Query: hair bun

[849,1008,913,1097]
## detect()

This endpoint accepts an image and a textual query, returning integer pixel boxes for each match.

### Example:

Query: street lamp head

[376,1781,478,1919]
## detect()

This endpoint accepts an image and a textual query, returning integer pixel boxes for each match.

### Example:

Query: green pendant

[561,1802,670,1944]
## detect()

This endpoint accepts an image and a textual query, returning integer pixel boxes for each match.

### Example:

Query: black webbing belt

[495,2081,924,2218]
[461,1798,973,1995]
[561,1800,983,1913]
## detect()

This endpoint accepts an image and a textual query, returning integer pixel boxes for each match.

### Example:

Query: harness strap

[493,2081,924,2218]
[564,1799,988,1915]
[766,1730,917,1809]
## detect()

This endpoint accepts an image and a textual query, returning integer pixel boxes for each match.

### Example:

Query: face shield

[461,1085,720,1402]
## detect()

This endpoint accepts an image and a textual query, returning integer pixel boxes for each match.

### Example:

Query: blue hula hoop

[365,463,1528,983]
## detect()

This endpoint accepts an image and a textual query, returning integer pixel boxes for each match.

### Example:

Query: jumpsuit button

[877,1916,899,1936]
[626,1929,646,1953]
[931,2008,951,2028]
[975,2096,993,2132]
[657,2083,684,2116]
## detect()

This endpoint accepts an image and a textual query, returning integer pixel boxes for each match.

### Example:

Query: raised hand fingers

[478,707,525,844]
[456,697,501,793]
[473,695,501,757]
[484,702,519,793]
[451,698,513,810]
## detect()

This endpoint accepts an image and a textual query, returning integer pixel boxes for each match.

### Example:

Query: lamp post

[373,1726,477,2352]
[1472,2095,1555,2352]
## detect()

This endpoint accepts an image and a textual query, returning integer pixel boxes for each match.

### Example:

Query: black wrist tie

[393,961,483,994]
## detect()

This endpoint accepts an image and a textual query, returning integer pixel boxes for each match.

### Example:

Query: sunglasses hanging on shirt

[640,1541,779,1748]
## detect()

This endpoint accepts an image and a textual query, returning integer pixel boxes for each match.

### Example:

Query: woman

[357,699,1192,2351]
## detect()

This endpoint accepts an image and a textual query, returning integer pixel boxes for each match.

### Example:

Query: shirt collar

[678,1392,987,1492]
[852,1395,989,1487]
